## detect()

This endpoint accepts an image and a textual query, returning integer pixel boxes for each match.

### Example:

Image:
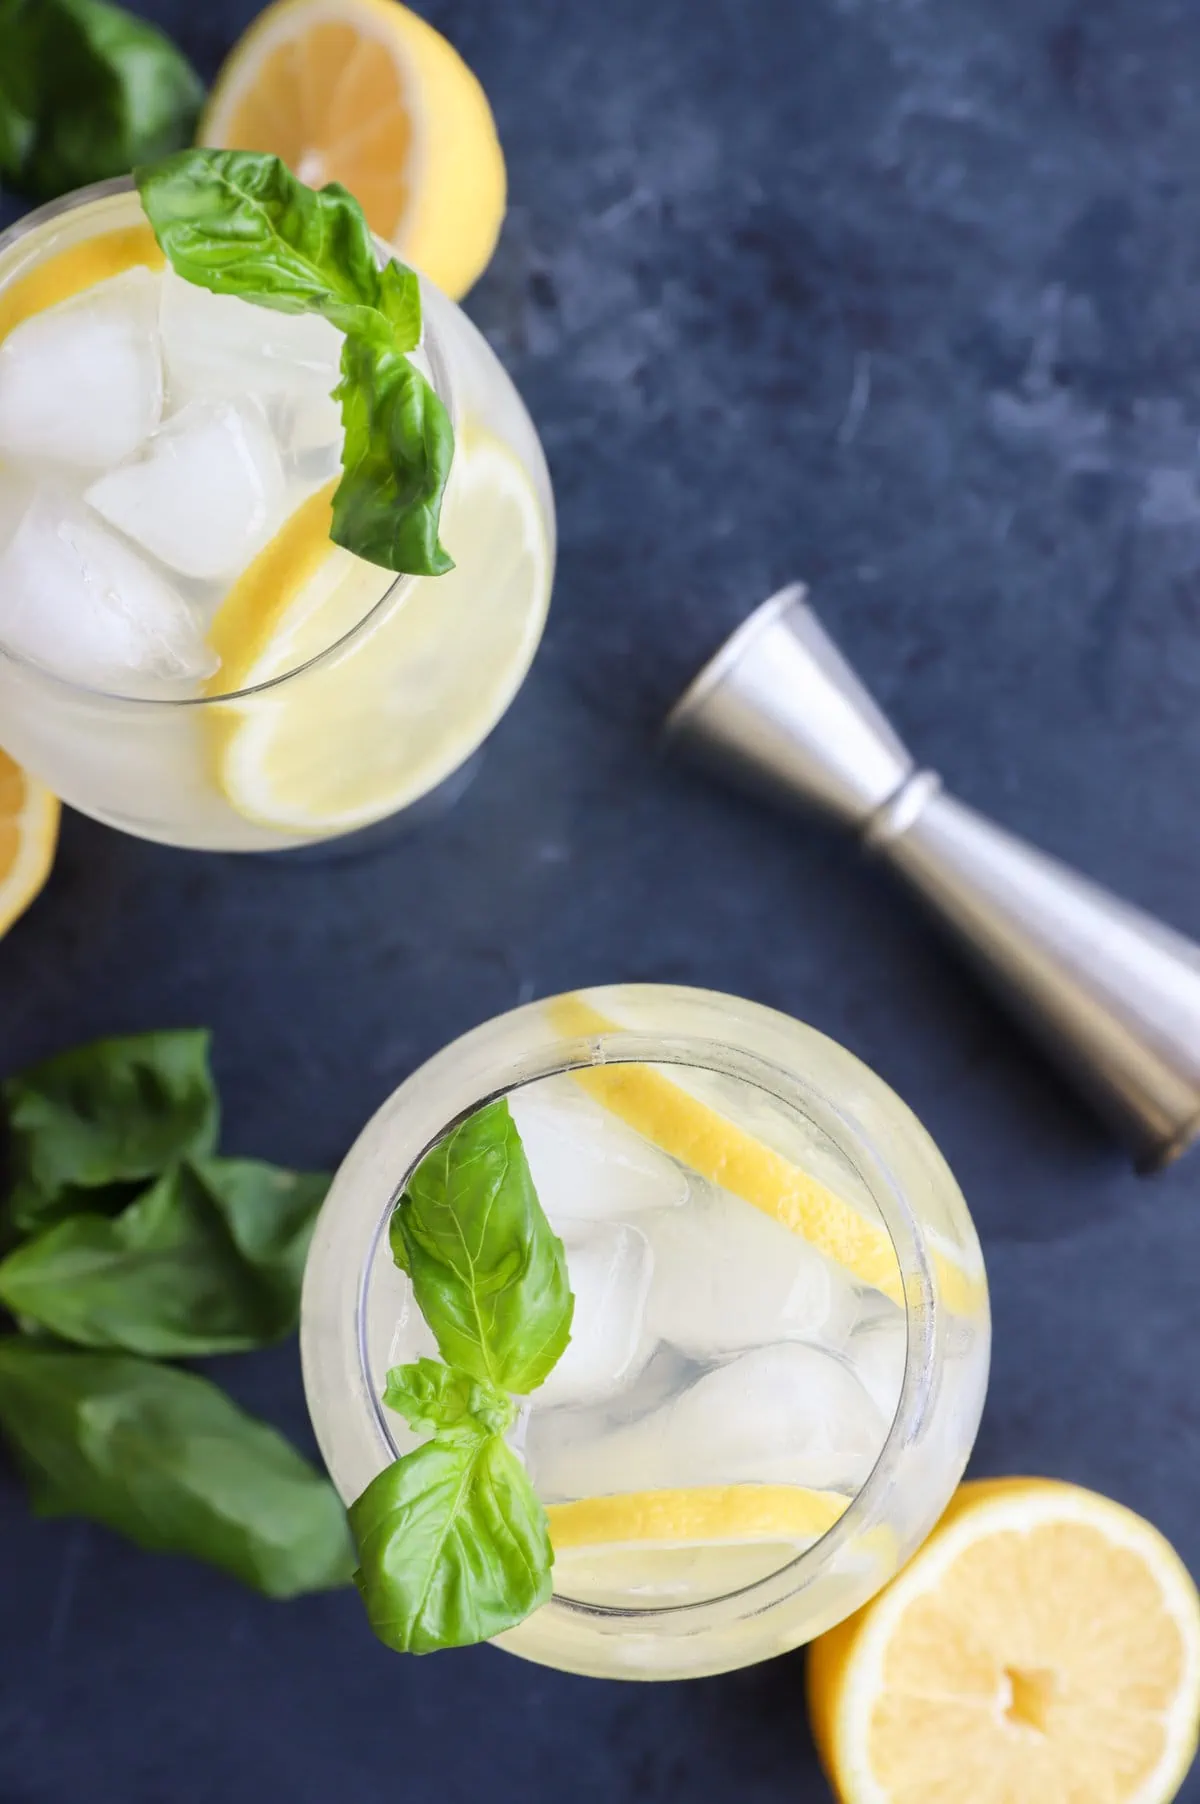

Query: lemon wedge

[547,1485,849,1608]
[807,1477,1200,1804]
[0,227,163,344]
[544,992,985,1315]
[0,751,59,940]
[206,428,549,836]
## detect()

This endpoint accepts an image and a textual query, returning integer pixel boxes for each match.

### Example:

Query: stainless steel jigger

[664,585,1200,1171]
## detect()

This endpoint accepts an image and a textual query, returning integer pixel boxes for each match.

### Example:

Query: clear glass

[301,984,990,1681]
[0,180,554,852]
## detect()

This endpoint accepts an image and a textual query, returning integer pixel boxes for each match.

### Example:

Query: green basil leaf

[332,332,454,576]
[3,1029,219,1237]
[0,98,34,184]
[349,1425,552,1651]
[382,1358,514,1437]
[0,1158,327,1355]
[187,1155,329,1329]
[0,1342,354,1597]
[134,151,411,343]
[390,1099,574,1395]
[0,0,202,202]
[376,258,423,346]
[0,0,36,180]
[134,148,451,578]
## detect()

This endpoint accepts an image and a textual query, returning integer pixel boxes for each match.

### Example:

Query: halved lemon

[0,751,59,939]
[200,0,506,300]
[807,1477,1200,1804]
[544,993,985,1315]
[547,1485,850,1608]
[207,427,550,835]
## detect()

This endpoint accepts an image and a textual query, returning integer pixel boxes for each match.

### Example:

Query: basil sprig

[3,1027,218,1236]
[0,1158,328,1355]
[0,1343,353,1597]
[350,1099,574,1653]
[0,1029,349,1598]
[135,149,454,579]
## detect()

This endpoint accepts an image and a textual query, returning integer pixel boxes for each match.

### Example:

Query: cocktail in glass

[0,177,553,851]
[301,984,990,1680]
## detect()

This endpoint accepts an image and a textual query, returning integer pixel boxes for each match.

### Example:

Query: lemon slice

[547,1485,849,1608]
[207,429,550,835]
[200,0,506,300]
[0,227,163,344]
[807,1477,1200,1804]
[0,750,59,939]
[545,992,985,1314]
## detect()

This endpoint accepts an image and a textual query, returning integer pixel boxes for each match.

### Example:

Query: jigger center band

[861,770,943,852]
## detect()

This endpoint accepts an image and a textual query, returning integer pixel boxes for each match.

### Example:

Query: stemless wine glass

[0,178,553,852]
[301,984,991,1680]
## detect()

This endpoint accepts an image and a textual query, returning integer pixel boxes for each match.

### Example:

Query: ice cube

[0,488,215,690]
[640,1182,858,1358]
[86,400,287,581]
[508,1079,689,1226]
[0,466,32,550]
[846,1308,907,1423]
[527,1341,886,1501]
[537,1220,655,1408]
[0,269,162,470]
[159,266,342,409]
[664,1345,886,1490]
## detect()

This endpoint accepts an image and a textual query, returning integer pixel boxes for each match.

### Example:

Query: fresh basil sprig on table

[0,1344,353,1596]
[0,1029,350,1598]
[350,1099,575,1653]
[0,1157,328,1355]
[134,149,455,579]
[0,0,202,202]
[3,1027,219,1236]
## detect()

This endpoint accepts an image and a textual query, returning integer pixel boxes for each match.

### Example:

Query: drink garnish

[135,148,454,579]
[349,1097,575,1652]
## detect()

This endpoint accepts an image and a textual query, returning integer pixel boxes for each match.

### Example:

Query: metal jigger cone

[665,585,1200,1170]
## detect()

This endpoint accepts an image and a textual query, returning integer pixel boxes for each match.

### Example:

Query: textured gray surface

[2,0,1199,1799]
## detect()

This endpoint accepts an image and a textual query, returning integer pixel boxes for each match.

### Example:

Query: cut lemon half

[200,0,506,300]
[207,428,550,836]
[544,993,985,1315]
[547,1485,850,1608]
[807,1477,1200,1804]
[0,751,59,939]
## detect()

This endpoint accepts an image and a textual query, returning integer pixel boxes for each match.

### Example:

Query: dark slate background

[3,0,1199,1798]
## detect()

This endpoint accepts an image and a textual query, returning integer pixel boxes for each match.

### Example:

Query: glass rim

[350,1023,938,1627]
[0,175,459,708]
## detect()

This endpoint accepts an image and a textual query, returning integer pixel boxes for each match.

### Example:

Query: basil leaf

[0,1343,354,1597]
[0,99,33,185]
[134,149,452,579]
[332,333,455,576]
[349,1424,552,1651]
[383,1358,514,1437]
[390,1099,573,1395]
[0,1158,327,1355]
[134,151,414,344]
[188,1155,329,1328]
[376,259,423,346]
[3,1029,219,1237]
[0,0,202,202]
[0,1,36,181]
